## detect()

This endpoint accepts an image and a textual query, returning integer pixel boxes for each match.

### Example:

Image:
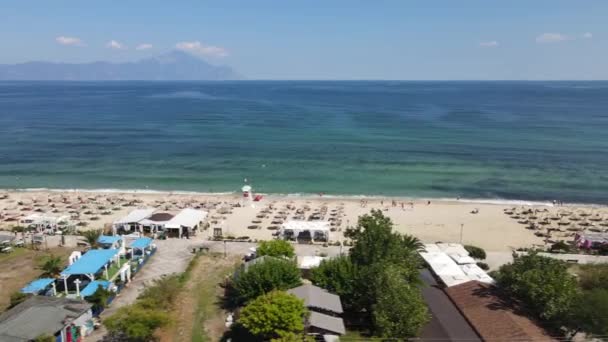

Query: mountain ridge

[0,51,242,80]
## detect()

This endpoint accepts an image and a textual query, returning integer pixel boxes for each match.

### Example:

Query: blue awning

[80,280,111,297]
[21,278,55,294]
[98,235,121,244]
[130,237,153,249]
[61,249,119,276]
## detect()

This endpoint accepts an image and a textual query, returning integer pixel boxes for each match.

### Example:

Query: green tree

[346,210,422,267]
[84,285,113,311]
[9,291,30,309]
[464,245,487,260]
[310,255,359,311]
[372,265,429,338]
[239,291,308,340]
[494,253,578,321]
[38,254,64,277]
[80,229,102,248]
[104,305,168,341]
[257,240,295,258]
[567,289,608,337]
[232,258,301,304]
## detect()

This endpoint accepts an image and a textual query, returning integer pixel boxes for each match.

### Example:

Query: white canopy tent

[20,213,70,232]
[420,243,494,287]
[112,208,156,233]
[280,220,330,242]
[164,208,207,238]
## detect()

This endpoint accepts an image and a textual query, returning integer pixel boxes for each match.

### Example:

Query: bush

[577,264,608,291]
[494,253,578,321]
[232,258,301,304]
[257,240,295,258]
[568,289,608,337]
[476,262,490,271]
[239,291,308,340]
[464,245,486,260]
[104,305,169,341]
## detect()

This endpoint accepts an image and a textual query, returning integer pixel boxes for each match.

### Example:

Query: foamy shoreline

[4,187,596,207]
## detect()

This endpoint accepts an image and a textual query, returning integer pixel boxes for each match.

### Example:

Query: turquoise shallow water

[0,81,607,203]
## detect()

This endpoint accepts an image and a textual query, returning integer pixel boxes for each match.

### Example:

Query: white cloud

[55,36,84,46]
[175,41,228,57]
[582,32,593,39]
[106,40,126,50]
[135,43,153,51]
[479,41,499,47]
[536,33,570,43]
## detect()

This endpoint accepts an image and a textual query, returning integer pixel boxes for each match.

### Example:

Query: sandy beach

[2,189,607,252]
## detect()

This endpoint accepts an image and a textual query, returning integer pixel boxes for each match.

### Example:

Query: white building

[420,243,493,287]
[112,208,207,238]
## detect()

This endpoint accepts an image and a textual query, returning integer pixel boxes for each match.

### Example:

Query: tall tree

[372,265,429,338]
[80,229,102,248]
[346,209,422,267]
[310,255,359,311]
[494,253,578,321]
[239,291,308,340]
[257,240,295,258]
[232,258,301,304]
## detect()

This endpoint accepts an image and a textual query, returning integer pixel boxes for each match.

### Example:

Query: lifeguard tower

[242,184,254,208]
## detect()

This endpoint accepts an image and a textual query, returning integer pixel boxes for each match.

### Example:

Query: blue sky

[1,0,606,79]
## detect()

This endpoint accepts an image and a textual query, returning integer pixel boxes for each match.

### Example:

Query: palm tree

[400,234,424,252]
[80,229,102,248]
[39,254,63,277]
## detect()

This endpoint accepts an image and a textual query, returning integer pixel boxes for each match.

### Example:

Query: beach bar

[112,208,156,233]
[163,208,207,238]
[60,249,120,295]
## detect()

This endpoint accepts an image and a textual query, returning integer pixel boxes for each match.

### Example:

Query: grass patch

[190,256,235,342]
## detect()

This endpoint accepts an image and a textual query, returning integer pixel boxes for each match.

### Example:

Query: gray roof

[0,234,15,244]
[0,296,92,341]
[287,284,343,314]
[308,311,346,335]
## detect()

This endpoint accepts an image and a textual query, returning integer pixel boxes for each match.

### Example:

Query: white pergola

[280,220,330,242]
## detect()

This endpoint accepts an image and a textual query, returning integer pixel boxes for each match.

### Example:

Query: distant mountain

[0,51,242,80]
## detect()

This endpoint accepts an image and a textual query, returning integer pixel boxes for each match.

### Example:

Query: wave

[146,90,224,100]
[3,187,602,207]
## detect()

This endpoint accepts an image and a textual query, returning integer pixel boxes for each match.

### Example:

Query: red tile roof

[445,281,557,342]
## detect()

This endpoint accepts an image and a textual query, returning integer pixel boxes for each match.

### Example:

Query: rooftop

[61,249,119,276]
[445,281,556,342]
[287,284,343,314]
[165,208,207,229]
[0,296,92,342]
[308,311,346,335]
[114,208,156,225]
[20,278,55,294]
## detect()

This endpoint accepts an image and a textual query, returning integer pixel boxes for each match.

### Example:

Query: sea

[1,81,607,204]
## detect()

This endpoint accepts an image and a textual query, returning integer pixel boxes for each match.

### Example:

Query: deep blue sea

[1,81,607,203]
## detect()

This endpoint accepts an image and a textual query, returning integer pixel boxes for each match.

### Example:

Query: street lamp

[460,223,464,244]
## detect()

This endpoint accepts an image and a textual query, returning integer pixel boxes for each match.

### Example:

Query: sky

[0,0,606,80]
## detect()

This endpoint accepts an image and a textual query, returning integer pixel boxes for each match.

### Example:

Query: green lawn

[102,257,128,280]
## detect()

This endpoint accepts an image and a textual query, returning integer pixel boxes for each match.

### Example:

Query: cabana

[19,213,70,232]
[129,237,154,259]
[21,278,56,296]
[280,221,330,242]
[60,249,120,295]
[112,208,156,233]
[97,235,123,250]
[164,208,207,238]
